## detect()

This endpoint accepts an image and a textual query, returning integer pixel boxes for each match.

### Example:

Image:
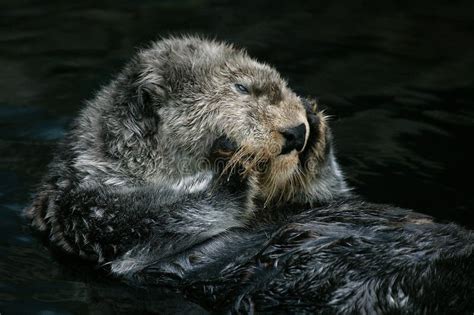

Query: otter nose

[280,123,307,155]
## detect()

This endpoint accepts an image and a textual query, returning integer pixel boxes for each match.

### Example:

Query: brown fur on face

[221,97,329,207]
[188,55,319,203]
[209,62,311,159]
[258,107,329,207]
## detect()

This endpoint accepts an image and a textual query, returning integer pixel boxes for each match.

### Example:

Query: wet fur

[26,36,474,314]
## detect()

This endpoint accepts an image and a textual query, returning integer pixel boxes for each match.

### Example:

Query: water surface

[1,1,473,313]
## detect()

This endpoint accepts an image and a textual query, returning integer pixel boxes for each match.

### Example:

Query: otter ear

[102,68,167,160]
[129,81,164,119]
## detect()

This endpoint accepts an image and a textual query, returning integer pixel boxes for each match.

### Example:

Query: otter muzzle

[280,123,307,155]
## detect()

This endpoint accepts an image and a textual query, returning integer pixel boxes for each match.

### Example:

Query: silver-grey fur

[26,36,474,314]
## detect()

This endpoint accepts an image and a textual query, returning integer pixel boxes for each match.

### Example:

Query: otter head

[101,36,343,204]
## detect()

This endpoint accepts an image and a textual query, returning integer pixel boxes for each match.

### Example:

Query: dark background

[1,0,473,314]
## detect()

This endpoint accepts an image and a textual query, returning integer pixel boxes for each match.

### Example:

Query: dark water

[1,0,474,313]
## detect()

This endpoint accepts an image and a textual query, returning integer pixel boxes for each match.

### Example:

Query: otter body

[27,36,474,314]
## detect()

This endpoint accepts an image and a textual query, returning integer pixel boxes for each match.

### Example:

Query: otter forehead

[139,36,287,103]
[225,58,287,104]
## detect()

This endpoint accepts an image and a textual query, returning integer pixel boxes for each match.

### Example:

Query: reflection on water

[1,0,473,313]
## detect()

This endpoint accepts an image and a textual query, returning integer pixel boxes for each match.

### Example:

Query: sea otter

[26,36,473,314]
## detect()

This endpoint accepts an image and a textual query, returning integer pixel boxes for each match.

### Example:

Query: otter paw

[210,136,238,173]
[210,136,249,186]
[301,98,320,139]
[211,136,238,160]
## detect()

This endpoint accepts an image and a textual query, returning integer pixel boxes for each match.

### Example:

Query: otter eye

[235,83,250,95]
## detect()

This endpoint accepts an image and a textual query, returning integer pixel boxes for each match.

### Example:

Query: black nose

[280,123,307,155]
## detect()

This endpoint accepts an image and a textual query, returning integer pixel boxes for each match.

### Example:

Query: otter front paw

[210,136,245,183]
[299,98,325,165]
[211,136,238,160]
[302,98,320,135]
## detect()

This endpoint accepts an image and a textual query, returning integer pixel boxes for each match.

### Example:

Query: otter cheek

[268,131,283,157]
[235,123,268,154]
[270,153,300,184]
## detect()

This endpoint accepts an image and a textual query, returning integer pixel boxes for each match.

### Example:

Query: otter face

[201,58,331,200]
[213,59,311,162]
